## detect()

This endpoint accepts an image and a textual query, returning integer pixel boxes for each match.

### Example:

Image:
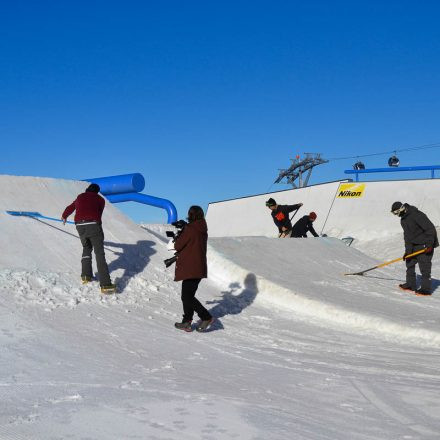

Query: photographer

[173,206,213,332]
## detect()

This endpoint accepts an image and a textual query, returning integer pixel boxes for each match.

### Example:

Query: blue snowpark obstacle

[6,211,75,225]
[83,173,178,223]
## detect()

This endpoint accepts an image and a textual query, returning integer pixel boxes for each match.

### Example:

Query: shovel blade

[6,211,42,217]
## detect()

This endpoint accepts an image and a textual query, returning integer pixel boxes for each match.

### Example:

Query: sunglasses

[392,206,405,215]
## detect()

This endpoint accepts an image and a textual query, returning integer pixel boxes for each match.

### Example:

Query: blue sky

[1,1,440,223]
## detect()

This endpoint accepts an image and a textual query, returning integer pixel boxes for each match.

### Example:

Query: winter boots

[415,288,432,296]
[100,284,117,294]
[398,283,415,292]
[174,321,193,332]
[196,318,215,332]
[81,275,93,284]
[399,284,432,296]
[174,318,215,332]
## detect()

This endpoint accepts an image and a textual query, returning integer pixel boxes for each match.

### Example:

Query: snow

[1,175,440,439]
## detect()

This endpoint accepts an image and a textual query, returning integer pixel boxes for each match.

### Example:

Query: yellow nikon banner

[337,183,366,198]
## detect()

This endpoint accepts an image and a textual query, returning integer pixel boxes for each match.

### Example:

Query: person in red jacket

[62,183,115,293]
[173,205,213,332]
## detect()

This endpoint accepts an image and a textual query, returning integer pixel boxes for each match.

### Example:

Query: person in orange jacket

[266,198,303,237]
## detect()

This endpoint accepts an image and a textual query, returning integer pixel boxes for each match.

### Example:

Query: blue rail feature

[83,173,177,223]
[84,173,145,195]
[344,165,440,181]
[105,193,178,225]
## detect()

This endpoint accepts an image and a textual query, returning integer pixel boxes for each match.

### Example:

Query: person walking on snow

[391,201,438,295]
[266,198,303,238]
[62,183,116,293]
[291,212,319,238]
[173,205,214,332]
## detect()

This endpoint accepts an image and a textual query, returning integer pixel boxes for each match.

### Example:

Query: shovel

[344,248,427,276]
[6,211,75,225]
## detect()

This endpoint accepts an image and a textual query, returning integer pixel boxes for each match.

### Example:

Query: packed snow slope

[1,175,440,439]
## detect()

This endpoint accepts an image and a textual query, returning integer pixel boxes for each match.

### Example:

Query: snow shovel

[344,248,428,276]
[5,211,75,225]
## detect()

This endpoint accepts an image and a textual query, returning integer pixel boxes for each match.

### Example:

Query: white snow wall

[206,179,440,239]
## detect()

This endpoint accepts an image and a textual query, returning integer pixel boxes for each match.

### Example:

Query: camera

[164,220,187,268]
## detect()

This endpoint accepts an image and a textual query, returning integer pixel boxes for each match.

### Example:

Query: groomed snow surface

[1,176,439,439]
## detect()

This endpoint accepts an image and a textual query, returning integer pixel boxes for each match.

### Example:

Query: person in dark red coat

[62,183,115,292]
[173,205,213,332]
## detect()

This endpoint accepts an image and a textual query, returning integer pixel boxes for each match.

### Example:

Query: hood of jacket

[401,203,417,219]
[188,218,208,233]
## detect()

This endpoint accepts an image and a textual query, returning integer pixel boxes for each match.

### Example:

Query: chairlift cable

[327,142,440,161]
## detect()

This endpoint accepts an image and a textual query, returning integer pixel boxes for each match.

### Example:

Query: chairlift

[388,155,400,167]
[353,161,365,170]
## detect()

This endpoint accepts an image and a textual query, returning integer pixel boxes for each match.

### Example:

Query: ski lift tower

[274,153,328,188]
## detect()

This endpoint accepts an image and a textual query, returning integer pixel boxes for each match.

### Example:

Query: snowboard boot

[81,275,93,284]
[415,289,432,296]
[174,321,193,332]
[398,283,416,292]
[101,283,117,294]
[196,318,215,332]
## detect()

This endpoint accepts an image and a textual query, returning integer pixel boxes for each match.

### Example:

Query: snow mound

[208,236,440,347]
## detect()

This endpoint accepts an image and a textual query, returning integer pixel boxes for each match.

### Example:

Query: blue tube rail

[83,173,177,223]
[106,193,178,224]
[85,173,145,195]
[344,165,440,181]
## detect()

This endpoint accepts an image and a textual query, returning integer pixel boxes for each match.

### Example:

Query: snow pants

[76,223,111,287]
[181,279,212,322]
[405,243,433,291]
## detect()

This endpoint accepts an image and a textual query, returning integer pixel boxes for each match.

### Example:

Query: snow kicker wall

[323,179,440,240]
[206,179,440,239]
[206,181,344,238]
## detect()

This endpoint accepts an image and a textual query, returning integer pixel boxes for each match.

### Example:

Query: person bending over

[266,198,303,238]
[391,201,438,295]
[291,212,319,238]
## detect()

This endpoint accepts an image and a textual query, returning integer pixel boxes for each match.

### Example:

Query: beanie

[309,211,317,220]
[265,198,276,207]
[86,183,100,193]
[391,201,403,212]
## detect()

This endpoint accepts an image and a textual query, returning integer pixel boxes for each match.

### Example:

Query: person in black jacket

[266,198,303,237]
[291,212,319,238]
[391,201,439,295]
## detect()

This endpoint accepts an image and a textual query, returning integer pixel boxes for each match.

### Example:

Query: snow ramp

[0,175,175,307]
[208,236,440,347]
[1,175,439,346]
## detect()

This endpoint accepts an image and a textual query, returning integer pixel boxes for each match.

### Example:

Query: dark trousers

[181,279,211,322]
[406,244,433,291]
[76,223,111,287]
